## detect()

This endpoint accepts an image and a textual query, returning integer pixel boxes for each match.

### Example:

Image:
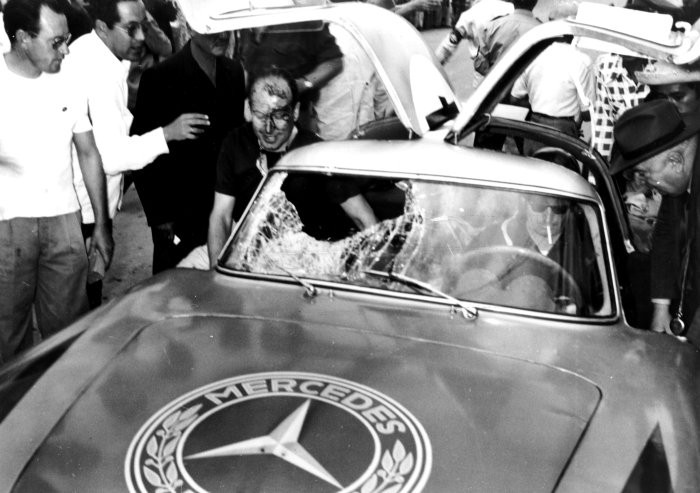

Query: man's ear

[292,102,300,122]
[95,19,109,37]
[244,99,252,122]
[673,137,698,177]
[15,29,33,45]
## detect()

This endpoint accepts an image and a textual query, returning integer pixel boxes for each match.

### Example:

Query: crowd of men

[438,0,700,343]
[0,0,443,364]
[3,0,700,363]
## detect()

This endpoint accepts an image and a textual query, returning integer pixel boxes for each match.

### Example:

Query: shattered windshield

[223,171,613,317]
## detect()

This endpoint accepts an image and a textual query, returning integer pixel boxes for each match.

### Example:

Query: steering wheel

[458,245,583,311]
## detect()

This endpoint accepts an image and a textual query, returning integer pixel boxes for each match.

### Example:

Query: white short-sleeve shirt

[0,54,91,220]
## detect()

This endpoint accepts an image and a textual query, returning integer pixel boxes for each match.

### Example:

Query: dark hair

[248,67,299,106]
[512,0,537,11]
[86,0,125,28]
[3,0,66,43]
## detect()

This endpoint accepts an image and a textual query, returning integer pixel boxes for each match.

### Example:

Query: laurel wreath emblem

[141,404,202,493]
[355,440,414,493]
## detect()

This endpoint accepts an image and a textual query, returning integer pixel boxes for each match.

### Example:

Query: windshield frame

[217,166,620,323]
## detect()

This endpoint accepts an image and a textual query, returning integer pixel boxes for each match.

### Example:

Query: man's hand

[650,302,672,334]
[391,0,441,17]
[90,223,115,269]
[163,113,210,142]
[411,0,442,11]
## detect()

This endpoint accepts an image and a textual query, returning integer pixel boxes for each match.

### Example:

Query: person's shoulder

[62,32,94,66]
[594,53,621,74]
[553,42,592,65]
[145,46,190,75]
[219,56,245,78]
[222,123,256,150]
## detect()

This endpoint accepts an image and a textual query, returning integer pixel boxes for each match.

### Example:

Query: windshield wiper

[363,269,477,320]
[265,258,318,298]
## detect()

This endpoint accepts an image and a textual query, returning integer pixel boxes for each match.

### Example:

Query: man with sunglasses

[63,0,210,302]
[0,0,113,362]
[469,192,599,314]
[206,68,377,269]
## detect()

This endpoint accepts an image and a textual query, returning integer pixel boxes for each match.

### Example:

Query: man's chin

[46,61,63,73]
[260,143,283,152]
[124,47,144,61]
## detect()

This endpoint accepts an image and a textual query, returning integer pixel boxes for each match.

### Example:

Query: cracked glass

[223,171,613,317]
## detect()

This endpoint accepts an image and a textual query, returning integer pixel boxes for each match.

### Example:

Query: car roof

[275,139,600,201]
[450,12,700,137]
[174,0,458,136]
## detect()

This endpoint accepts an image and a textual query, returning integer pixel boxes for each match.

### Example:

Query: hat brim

[634,72,700,85]
[610,112,700,174]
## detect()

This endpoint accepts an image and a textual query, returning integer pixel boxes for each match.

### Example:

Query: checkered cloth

[591,54,649,163]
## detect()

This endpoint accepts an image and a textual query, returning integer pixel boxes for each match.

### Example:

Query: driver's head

[246,68,300,152]
[525,195,569,238]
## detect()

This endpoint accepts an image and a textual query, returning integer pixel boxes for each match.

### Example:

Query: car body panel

[271,139,601,200]
[448,16,700,139]
[178,0,457,136]
[1,270,699,491]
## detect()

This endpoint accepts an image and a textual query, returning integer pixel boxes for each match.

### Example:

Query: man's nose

[544,207,553,222]
[264,117,273,132]
[134,26,146,42]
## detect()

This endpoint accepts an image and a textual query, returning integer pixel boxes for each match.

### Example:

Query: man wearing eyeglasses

[467,192,600,314]
[612,99,700,343]
[63,0,209,304]
[206,68,377,269]
[0,0,113,362]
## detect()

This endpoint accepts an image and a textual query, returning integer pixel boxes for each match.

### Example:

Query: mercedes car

[0,1,699,492]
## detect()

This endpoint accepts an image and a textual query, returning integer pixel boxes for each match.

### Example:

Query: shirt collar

[85,30,131,74]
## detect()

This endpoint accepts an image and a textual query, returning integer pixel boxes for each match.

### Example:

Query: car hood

[8,306,600,491]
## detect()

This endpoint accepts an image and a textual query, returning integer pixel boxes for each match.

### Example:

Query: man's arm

[73,130,115,267]
[296,58,344,95]
[590,73,615,161]
[340,194,378,231]
[207,192,236,268]
[650,194,684,332]
[143,10,172,58]
[90,66,209,175]
[392,0,441,18]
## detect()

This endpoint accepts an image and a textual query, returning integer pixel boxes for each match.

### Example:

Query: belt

[530,112,577,122]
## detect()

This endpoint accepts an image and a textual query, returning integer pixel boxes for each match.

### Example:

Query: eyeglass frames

[114,21,148,39]
[250,106,293,129]
[528,201,570,215]
[28,32,71,50]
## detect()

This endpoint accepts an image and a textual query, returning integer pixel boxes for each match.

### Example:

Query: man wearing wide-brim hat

[635,59,700,113]
[611,99,700,344]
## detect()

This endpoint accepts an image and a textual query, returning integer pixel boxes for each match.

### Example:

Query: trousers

[0,212,89,364]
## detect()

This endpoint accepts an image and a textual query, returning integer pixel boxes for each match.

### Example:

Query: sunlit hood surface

[13,314,600,491]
